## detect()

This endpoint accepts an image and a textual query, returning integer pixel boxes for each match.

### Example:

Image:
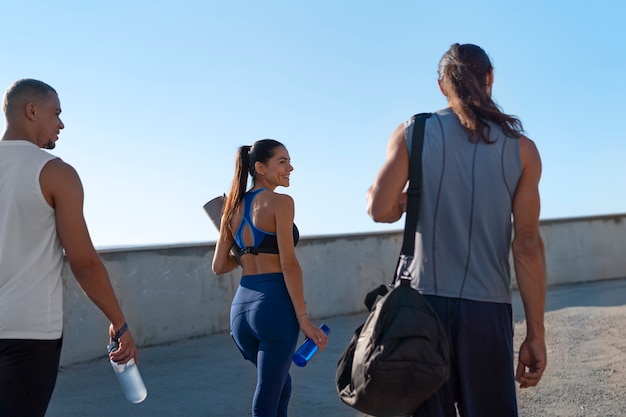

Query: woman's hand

[298,316,329,350]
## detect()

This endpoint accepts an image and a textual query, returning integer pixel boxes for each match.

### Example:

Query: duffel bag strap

[392,112,432,287]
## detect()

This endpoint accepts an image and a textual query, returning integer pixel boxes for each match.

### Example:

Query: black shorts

[0,337,63,417]
[414,297,518,417]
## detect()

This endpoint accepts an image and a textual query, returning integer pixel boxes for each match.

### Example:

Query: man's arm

[511,136,547,388]
[41,159,138,364]
[367,123,409,223]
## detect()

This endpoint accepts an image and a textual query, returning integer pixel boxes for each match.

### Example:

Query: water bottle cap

[107,340,119,354]
[292,354,308,367]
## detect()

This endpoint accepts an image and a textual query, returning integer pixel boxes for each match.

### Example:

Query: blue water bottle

[292,323,331,367]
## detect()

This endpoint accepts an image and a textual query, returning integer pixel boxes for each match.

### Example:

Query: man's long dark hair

[438,44,524,143]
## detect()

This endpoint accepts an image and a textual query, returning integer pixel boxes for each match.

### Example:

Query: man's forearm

[72,260,126,328]
[513,235,547,338]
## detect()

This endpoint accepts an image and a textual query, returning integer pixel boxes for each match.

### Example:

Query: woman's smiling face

[255,146,293,188]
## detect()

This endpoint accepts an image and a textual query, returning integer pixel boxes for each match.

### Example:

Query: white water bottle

[107,337,147,403]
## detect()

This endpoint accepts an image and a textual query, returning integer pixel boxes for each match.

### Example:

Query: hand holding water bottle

[108,322,138,365]
[297,316,329,351]
[293,315,330,367]
[107,322,147,403]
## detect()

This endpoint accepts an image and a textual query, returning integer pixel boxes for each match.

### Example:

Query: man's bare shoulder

[518,135,542,172]
[519,134,539,155]
[40,158,83,205]
[42,158,81,181]
[390,122,406,147]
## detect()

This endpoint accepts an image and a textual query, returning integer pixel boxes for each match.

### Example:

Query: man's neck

[1,127,36,144]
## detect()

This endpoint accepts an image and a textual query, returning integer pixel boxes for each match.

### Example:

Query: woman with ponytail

[212,139,328,417]
[368,44,546,416]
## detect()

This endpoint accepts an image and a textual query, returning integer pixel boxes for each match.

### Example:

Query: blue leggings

[413,296,517,417]
[230,273,299,417]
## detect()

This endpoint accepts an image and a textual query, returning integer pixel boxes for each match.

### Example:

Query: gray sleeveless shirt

[404,108,522,303]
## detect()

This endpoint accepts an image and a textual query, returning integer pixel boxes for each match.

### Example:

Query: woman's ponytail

[219,139,285,242]
[221,145,251,241]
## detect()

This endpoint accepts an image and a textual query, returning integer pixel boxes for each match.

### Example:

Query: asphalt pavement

[46,278,626,417]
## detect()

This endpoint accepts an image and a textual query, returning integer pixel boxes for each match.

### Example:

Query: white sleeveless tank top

[0,140,63,339]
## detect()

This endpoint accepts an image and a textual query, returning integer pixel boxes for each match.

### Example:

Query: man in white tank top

[0,79,139,417]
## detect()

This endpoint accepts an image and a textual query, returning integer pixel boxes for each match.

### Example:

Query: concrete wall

[59,213,626,366]
[537,214,626,285]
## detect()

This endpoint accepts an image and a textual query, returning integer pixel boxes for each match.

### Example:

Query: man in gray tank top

[367,44,547,417]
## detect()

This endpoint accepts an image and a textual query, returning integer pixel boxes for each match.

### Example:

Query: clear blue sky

[2,0,625,248]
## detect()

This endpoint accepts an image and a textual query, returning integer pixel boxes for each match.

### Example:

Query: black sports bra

[234,189,300,256]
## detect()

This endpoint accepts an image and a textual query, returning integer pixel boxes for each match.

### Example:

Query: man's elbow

[68,256,102,283]
[512,233,545,261]
[367,185,403,223]
[369,205,399,223]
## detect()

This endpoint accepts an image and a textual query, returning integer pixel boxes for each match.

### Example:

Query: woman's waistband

[240,272,285,287]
